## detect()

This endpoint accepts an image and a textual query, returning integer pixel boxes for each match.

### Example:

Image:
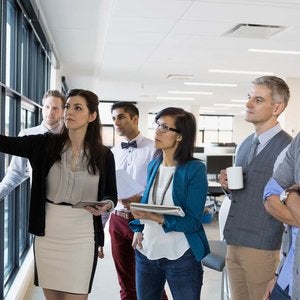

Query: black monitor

[193,146,204,153]
[206,155,233,176]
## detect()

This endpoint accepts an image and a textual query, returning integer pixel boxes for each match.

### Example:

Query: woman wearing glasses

[129,107,209,300]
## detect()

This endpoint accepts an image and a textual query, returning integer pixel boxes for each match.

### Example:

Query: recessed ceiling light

[200,106,218,110]
[168,91,213,95]
[248,48,300,55]
[214,103,245,107]
[231,99,247,103]
[156,96,195,101]
[200,106,226,110]
[199,110,217,113]
[166,74,194,80]
[184,82,237,87]
[209,69,273,75]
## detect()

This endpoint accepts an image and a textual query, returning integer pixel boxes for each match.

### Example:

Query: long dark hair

[51,89,106,175]
[155,107,196,165]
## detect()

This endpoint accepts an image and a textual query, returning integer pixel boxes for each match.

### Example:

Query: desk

[208,181,223,197]
[206,181,224,212]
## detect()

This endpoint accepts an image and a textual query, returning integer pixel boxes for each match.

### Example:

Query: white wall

[284,77,300,137]
[50,66,63,91]
[137,104,255,146]
[233,114,253,144]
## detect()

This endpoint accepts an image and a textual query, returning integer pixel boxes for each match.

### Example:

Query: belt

[113,210,134,220]
[46,199,72,206]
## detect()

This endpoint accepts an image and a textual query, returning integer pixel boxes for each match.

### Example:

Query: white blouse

[46,148,99,205]
[139,165,190,260]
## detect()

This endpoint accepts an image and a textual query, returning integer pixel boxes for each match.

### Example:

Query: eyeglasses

[152,121,180,133]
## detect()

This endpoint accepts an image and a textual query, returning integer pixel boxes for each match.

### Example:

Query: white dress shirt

[111,133,155,211]
[0,122,60,199]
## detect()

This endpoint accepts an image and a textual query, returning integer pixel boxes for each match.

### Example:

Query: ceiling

[31,0,300,115]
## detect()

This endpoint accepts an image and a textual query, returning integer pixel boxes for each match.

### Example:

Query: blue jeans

[135,248,203,300]
[270,282,290,300]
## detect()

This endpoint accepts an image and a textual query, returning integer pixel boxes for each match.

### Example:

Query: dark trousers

[136,248,203,300]
[109,213,168,300]
[109,213,137,300]
[270,282,291,300]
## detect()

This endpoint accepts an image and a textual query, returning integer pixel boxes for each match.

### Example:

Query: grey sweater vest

[224,130,291,250]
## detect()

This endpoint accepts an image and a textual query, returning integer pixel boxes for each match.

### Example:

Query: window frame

[0,0,52,297]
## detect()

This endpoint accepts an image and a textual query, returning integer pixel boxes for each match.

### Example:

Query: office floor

[24,216,223,300]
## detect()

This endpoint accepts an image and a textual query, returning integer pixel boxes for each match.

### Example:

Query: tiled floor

[25,215,223,300]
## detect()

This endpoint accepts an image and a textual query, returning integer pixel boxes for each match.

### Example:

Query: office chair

[202,195,231,300]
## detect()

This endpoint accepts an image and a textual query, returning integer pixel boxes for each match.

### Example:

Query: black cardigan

[0,133,117,246]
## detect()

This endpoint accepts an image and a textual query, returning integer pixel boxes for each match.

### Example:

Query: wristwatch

[280,188,300,204]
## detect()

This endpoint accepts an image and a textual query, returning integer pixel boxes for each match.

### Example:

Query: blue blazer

[130,157,210,261]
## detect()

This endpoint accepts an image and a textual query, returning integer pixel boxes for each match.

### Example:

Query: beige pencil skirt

[34,202,97,294]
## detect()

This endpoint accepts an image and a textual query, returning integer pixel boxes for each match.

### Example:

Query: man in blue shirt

[263,133,300,300]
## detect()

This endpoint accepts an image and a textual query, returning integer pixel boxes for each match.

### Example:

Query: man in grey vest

[219,76,292,300]
[263,133,300,300]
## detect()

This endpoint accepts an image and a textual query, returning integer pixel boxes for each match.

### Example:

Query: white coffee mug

[226,166,243,190]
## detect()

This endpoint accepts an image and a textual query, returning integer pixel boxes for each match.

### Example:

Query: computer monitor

[206,155,234,177]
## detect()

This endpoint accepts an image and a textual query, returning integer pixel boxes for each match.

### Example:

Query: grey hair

[252,76,290,106]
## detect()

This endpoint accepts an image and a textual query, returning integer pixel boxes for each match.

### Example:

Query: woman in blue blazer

[130,107,209,300]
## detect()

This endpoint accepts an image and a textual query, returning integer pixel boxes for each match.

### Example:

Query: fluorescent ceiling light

[156,96,195,101]
[214,103,245,107]
[249,48,300,55]
[199,110,217,113]
[200,106,227,110]
[231,99,247,103]
[168,91,213,95]
[167,74,194,80]
[184,82,237,87]
[209,69,273,75]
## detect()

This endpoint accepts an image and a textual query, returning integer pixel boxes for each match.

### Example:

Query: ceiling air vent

[223,23,286,39]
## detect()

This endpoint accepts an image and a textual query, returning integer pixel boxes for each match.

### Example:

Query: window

[3,96,16,289]
[99,102,115,147]
[20,23,29,95]
[199,115,233,143]
[99,101,129,147]
[6,0,17,89]
[0,0,52,297]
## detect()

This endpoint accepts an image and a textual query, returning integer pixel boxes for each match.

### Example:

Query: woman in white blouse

[0,89,117,299]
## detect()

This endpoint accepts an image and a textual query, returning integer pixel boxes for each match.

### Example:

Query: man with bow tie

[108,102,167,300]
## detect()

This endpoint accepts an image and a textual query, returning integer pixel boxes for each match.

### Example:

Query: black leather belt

[46,199,72,206]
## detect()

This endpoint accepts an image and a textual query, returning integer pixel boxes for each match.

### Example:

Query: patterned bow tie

[121,140,137,149]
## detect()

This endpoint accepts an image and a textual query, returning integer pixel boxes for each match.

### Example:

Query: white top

[139,165,190,260]
[0,122,60,199]
[111,133,155,211]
